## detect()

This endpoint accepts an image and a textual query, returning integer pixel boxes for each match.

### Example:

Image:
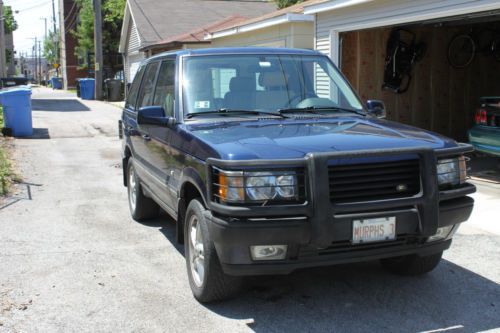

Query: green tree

[43,30,59,65]
[274,0,303,9]
[72,0,94,67]
[3,6,18,34]
[72,0,126,71]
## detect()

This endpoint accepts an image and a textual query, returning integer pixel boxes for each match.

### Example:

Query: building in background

[119,0,276,84]
[58,0,88,89]
[14,56,47,80]
[205,1,314,49]
[139,16,248,56]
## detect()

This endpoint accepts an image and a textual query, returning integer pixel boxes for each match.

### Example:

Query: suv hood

[184,117,458,160]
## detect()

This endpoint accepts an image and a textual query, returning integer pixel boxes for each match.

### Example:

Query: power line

[13,0,51,12]
[64,1,77,22]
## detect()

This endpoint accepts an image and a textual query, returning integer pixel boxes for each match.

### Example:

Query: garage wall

[341,22,500,140]
[210,22,314,49]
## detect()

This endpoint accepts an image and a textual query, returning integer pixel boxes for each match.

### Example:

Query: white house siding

[128,21,141,52]
[124,20,145,83]
[315,12,334,99]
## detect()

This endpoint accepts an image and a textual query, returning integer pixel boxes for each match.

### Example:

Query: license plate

[352,217,396,244]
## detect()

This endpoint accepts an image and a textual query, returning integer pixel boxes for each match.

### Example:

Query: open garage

[307,0,500,141]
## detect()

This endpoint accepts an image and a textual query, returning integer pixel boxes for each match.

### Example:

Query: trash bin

[51,77,63,90]
[0,87,33,137]
[105,79,123,102]
[76,79,81,97]
[79,78,95,100]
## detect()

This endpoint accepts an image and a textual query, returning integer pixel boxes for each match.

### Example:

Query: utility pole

[38,40,42,84]
[51,0,59,75]
[0,0,6,78]
[94,0,103,100]
[34,38,38,83]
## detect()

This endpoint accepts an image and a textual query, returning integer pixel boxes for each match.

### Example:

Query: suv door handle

[142,134,151,141]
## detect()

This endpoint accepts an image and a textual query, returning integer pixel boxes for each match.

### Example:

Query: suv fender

[177,167,208,243]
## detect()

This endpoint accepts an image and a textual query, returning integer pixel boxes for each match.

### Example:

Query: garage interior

[339,11,500,142]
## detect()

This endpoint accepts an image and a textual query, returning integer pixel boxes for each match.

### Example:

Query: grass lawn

[0,106,15,195]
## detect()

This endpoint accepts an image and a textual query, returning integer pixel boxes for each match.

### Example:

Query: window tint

[183,55,363,115]
[211,68,236,99]
[136,62,160,108]
[153,59,176,117]
[125,64,146,110]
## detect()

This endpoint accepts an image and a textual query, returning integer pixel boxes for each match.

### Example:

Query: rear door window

[153,59,176,117]
[125,64,146,110]
[136,62,160,108]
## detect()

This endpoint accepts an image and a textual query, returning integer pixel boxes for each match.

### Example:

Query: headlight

[436,156,466,187]
[216,170,299,203]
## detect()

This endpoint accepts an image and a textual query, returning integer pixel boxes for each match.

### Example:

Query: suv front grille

[328,159,421,203]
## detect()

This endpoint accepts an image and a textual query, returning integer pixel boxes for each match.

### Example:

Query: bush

[0,106,14,195]
[0,146,11,195]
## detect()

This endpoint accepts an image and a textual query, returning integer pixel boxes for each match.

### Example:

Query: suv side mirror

[137,106,176,127]
[366,100,386,119]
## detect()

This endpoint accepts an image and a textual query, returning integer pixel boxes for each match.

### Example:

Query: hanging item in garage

[382,29,426,94]
[447,30,500,69]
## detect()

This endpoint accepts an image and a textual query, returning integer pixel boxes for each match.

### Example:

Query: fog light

[250,245,287,261]
[427,225,454,242]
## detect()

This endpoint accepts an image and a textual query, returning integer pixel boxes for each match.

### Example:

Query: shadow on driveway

[469,154,500,183]
[143,216,499,332]
[32,99,91,112]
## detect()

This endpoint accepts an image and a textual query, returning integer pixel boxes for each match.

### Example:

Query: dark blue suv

[121,48,475,302]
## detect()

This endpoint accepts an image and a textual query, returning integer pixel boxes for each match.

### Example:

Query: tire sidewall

[127,158,139,218]
[184,199,211,298]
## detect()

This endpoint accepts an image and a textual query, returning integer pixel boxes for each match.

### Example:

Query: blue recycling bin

[0,87,33,137]
[79,78,95,100]
[51,77,63,90]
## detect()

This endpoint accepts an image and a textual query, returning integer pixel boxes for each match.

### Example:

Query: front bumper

[207,195,473,276]
[205,144,476,276]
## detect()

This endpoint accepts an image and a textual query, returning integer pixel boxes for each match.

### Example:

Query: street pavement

[0,87,499,333]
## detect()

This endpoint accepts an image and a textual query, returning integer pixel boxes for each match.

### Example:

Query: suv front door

[135,58,177,211]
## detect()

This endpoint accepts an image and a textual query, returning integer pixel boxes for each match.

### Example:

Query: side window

[153,59,176,117]
[125,64,146,110]
[136,62,160,108]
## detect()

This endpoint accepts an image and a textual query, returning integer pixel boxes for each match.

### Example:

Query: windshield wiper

[186,108,287,119]
[278,106,366,116]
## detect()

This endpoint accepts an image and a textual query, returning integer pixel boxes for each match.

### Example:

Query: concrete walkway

[0,87,499,333]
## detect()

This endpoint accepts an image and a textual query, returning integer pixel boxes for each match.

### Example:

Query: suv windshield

[182,54,364,117]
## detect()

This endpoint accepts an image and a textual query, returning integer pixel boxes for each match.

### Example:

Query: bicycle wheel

[491,37,500,62]
[447,34,476,68]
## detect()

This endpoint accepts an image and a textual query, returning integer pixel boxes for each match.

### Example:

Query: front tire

[380,251,443,275]
[184,199,242,302]
[127,158,159,221]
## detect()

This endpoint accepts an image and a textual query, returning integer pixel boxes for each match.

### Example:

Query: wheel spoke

[194,258,205,282]
[190,226,197,249]
[188,214,205,288]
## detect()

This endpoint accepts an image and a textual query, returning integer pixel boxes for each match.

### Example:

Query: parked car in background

[0,77,29,89]
[469,97,500,156]
[121,48,476,302]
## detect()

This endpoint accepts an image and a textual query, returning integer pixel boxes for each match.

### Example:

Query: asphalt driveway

[0,87,499,333]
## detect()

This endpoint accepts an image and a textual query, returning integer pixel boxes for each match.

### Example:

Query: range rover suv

[121,48,475,302]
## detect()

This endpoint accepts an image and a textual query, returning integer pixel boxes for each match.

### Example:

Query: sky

[3,0,59,57]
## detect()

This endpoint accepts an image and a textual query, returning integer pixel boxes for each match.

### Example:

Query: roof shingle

[128,0,277,46]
